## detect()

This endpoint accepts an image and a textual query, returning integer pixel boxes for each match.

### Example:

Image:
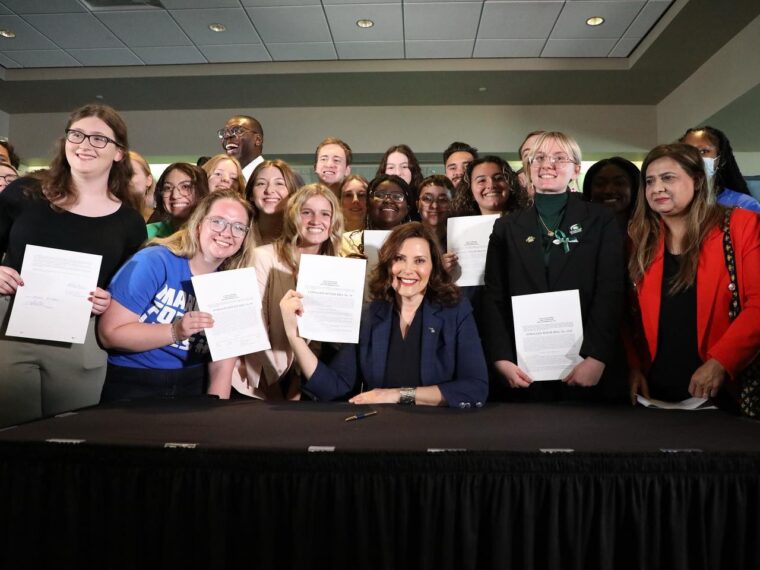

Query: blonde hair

[202,154,245,196]
[274,183,344,274]
[525,131,582,191]
[153,189,256,270]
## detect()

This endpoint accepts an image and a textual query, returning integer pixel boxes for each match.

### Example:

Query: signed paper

[447,214,499,286]
[6,245,101,344]
[511,290,584,381]
[192,268,270,361]
[296,254,366,344]
[636,395,717,411]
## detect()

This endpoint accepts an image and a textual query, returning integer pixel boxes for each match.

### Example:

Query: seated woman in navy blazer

[279,222,489,407]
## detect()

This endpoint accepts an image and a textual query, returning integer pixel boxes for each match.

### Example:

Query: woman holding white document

[0,104,146,426]
[98,190,256,401]
[222,183,344,400]
[280,222,489,408]
[482,131,627,402]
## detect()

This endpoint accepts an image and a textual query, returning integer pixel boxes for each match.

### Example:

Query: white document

[511,289,584,381]
[296,254,366,344]
[447,214,499,287]
[636,395,717,411]
[363,230,391,275]
[192,267,270,361]
[6,245,101,344]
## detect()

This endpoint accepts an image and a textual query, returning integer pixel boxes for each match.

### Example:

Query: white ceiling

[0,0,672,67]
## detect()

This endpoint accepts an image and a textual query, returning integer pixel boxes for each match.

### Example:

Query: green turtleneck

[534,191,568,258]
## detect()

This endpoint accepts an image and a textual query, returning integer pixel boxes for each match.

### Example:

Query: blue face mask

[703,156,718,178]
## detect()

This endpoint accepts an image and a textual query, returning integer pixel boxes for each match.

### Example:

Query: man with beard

[218,115,264,182]
[314,137,352,196]
[443,141,477,188]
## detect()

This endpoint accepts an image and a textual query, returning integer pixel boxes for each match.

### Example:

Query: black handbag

[721,210,760,418]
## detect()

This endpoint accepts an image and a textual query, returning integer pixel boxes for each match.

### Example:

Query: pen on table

[344,410,378,422]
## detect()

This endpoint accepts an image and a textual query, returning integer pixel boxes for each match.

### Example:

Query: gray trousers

[0,295,107,427]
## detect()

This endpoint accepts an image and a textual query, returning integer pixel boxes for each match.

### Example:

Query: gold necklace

[537,213,555,237]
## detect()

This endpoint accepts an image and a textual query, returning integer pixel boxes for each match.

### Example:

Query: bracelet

[399,387,416,405]
[170,320,180,344]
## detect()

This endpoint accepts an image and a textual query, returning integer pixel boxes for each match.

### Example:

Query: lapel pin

[428,327,436,334]
[569,224,582,235]
[526,236,536,243]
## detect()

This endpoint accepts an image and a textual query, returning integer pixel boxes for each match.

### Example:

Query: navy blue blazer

[303,296,489,408]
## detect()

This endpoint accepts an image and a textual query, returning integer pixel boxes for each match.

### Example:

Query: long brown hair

[152,163,210,221]
[42,104,138,210]
[368,222,459,306]
[244,159,301,215]
[628,143,726,294]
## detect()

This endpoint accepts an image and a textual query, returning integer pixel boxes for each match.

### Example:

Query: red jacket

[632,209,760,381]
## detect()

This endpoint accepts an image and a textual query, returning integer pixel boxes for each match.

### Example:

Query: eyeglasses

[160,181,195,195]
[419,194,451,206]
[65,129,122,149]
[530,154,576,166]
[371,191,406,203]
[217,126,256,140]
[205,216,249,239]
[0,174,18,184]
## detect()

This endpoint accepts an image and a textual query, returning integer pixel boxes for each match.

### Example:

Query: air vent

[81,0,164,11]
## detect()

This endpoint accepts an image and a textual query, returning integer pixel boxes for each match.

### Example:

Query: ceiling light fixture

[208,23,226,33]
[0,29,16,39]
[356,19,374,29]
[586,16,605,27]
[478,87,487,92]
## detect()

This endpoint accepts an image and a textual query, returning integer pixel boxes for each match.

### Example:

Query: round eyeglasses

[65,129,122,149]
[206,216,249,239]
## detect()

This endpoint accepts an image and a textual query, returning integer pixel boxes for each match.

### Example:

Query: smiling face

[315,143,350,186]
[0,164,18,193]
[252,166,289,216]
[198,198,249,265]
[391,237,432,304]
[369,180,409,230]
[471,161,508,214]
[297,195,333,253]
[417,184,451,228]
[530,138,580,194]
[340,178,367,228]
[207,158,239,193]
[589,164,632,214]
[645,157,697,219]
[161,167,197,220]
[445,151,474,187]
[384,151,412,184]
[65,116,124,178]
[220,117,260,166]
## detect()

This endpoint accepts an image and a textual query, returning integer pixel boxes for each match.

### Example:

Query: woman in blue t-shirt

[98,190,256,401]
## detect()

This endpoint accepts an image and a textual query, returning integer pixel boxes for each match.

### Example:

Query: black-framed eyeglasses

[65,129,122,149]
[371,191,406,203]
[1,174,18,184]
[206,216,249,239]
[160,181,195,196]
[217,126,256,140]
[419,194,451,206]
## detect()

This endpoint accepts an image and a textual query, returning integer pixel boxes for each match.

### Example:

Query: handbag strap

[721,209,741,321]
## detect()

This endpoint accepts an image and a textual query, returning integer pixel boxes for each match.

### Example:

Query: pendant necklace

[537,213,555,237]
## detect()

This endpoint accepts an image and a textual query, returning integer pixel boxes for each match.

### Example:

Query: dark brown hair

[368,222,460,307]
[451,156,526,216]
[152,162,210,221]
[375,144,424,194]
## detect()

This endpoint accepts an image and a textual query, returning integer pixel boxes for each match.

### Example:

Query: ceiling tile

[246,6,331,43]
[198,43,272,62]
[23,14,124,49]
[473,38,544,57]
[8,49,82,67]
[624,0,670,38]
[162,0,242,7]
[321,0,397,4]
[67,48,144,66]
[2,0,85,13]
[0,16,58,50]
[404,3,481,41]
[550,1,646,39]
[334,40,404,59]
[608,36,639,57]
[131,45,207,64]
[95,11,192,47]
[541,38,618,57]
[241,0,321,7]
[324,3,402,42]
[170,8,262,45]
[0,51,21,67]
[478,2,563,40]
[405,39,474,58]
[266,41,336,60]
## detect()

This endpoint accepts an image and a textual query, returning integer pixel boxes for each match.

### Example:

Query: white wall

[0,110,8,139]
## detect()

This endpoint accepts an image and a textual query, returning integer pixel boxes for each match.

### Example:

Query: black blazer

[482,193,626,396]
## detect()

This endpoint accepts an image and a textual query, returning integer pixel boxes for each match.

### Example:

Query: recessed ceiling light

[586,16,605,27]
[356,19,374,29]
[478,87,487,92]
[95,94,104,100]
[0,29,16,39]
[208,23,226,33]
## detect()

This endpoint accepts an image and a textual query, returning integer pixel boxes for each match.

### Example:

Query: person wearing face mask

[482,131,627,403]
[279,222,488,407]
[679,126,760,213]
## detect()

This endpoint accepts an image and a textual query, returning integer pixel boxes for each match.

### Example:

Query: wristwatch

[399,387,416,405]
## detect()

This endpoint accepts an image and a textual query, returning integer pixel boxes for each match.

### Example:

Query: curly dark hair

[450,155,526,216]
[679,125,749,195]
[152,162,210,221]
[368,222,460,307]
[0,140,20,169]
[366,174,413,230]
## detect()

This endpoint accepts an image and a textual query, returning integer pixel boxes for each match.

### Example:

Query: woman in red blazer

[628,143,760,404]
